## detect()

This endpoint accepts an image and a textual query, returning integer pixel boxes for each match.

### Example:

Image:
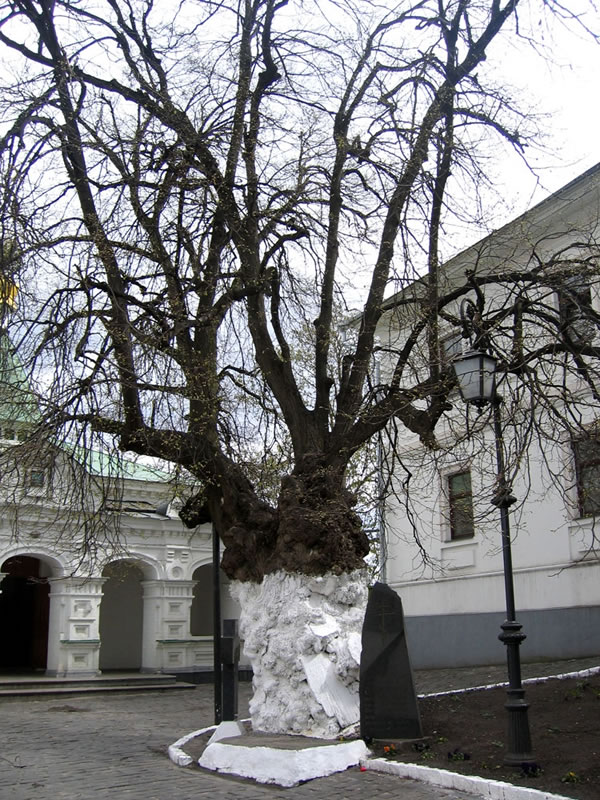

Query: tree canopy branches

[0,0,598,580]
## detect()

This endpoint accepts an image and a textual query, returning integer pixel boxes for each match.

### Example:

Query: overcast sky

[484,2,599,218]
[0,0,596,280]
[420,1,599,270]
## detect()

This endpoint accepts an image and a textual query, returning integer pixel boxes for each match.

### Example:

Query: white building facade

[0,467,241,678]
[0,341,238,678]
[0,474,241,678]
[380,165,600,669]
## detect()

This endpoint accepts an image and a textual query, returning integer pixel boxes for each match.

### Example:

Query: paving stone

[0,685,464,799]
[1,657,598,799]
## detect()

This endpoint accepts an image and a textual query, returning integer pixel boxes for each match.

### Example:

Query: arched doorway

[0,555,51,671]
[190,564,214,636]
[99,561,144,671]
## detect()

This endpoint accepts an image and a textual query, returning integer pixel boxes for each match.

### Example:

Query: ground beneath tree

[372,673,600,800]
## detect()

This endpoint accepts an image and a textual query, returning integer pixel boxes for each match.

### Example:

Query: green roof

[75,446,172,483]
[0,333,41,426]
[0,332,173,484]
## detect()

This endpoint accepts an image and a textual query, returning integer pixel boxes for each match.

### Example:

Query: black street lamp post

[213,526,222,725]
[452,300,535,768]
[490,396,535,767]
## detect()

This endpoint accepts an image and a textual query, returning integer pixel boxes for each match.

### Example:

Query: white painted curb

[168,717,253,766]
[362,758,576,800]
[168,667,599,790]
[419,666,600,699]
[168,724,216,766]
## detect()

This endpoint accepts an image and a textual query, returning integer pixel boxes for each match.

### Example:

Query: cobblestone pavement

[1,656,598,800]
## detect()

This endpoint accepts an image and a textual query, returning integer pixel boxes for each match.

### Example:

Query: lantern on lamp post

[452,303,535,769]
[452,349,497,407]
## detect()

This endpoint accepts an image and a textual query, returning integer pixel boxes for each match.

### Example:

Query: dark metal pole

[221,619,240,721]
[212,525,222,725]
[492,397,534,767]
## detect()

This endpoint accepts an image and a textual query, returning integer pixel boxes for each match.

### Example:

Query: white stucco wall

[0,469,237,676]
[378,167,600,666]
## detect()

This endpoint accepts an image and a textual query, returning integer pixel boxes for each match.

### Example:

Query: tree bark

[182,455,370,584]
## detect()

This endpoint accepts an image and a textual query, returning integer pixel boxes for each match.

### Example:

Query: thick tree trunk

[182,457,371,736]
[211,456,370,582]
[230,569,367,737]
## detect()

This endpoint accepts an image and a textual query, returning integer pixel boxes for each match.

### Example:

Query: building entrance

[0,555,50,671]
[99,561,144,670]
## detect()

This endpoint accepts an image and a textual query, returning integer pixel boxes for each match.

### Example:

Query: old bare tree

[0,0,598,734]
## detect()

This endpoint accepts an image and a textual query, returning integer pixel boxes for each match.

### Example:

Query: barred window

[448,470,475,540]
[573,436,600,517]
[558,275,594,346]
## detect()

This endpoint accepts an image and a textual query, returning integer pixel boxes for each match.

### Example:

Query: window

[573,435,600,517]
[448,470,475,540]
[28,469,45,489]
[557,274,594,346]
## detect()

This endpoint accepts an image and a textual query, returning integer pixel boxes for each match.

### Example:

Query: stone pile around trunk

[230,569,367,738]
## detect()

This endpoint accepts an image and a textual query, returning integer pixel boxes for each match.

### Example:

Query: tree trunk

[182,457,371,736]
[230,569,367,737]
[215,456,370,582]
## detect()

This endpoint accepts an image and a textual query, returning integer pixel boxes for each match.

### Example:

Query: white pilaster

[141,580,197,673]
[46,577,106,677]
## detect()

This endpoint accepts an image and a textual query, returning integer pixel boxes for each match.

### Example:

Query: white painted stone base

[199,738,369,787]
[230,570,367,738]
[206,720,245,745]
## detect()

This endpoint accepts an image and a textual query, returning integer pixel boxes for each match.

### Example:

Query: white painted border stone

[362,758,576,800]
[420,666,600,700]
[168,725,215,766]
[168,666,600,791]
[206,720,245,745]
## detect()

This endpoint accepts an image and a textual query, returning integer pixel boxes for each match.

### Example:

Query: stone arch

[102,551,161,581]
[0,550,63,671]
[188,556,213,581]
[99,558,148,670]
[0,546,66,578]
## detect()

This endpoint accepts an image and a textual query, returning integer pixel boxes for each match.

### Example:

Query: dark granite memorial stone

[360,582,422,740]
